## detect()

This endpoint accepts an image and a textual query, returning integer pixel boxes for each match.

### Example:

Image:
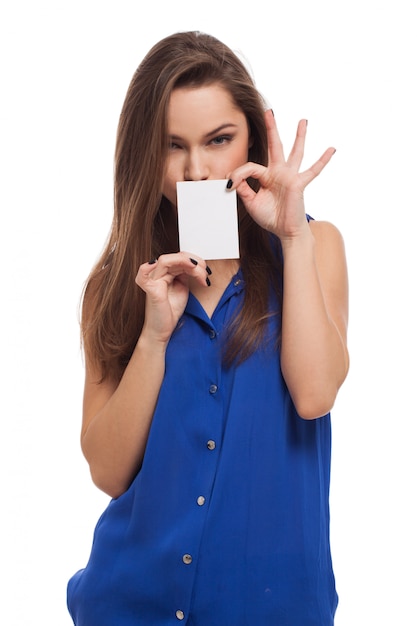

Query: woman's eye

[168,139,182,150]
[211,135,232,145]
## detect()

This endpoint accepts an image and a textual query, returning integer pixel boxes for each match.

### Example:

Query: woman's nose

[184,149,209,181]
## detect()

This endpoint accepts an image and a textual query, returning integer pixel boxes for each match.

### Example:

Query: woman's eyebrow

[203,123,238,138]
[169,123,238,142]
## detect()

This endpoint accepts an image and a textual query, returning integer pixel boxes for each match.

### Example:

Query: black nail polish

[226,179,233,189]
[206,265,212,275]
[206,277,211,287]
[148,258,157,265]
[189,257,198,266]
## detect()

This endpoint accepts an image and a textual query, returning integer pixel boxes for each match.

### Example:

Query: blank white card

[176,180,239,260]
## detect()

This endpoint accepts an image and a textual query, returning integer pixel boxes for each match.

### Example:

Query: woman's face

[162,83,251,207]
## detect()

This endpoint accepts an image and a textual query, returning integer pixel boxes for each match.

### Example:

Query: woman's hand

[135,252,210,343]
[227,109,335,242]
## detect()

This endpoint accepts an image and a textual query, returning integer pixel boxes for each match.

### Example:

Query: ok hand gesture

[227,110,335,242]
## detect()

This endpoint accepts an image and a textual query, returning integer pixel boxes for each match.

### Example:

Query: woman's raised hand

[227,109,336,242]
[135,252,209,343]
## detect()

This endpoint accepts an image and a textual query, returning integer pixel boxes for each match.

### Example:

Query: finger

[286,119,307,170]
[226,161,269,191]
[265,109,285,165]
[233,178,258,206]
[225,162,270,208]
[140,252,209,285]
[299,147,336,187]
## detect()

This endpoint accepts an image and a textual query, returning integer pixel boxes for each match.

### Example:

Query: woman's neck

[189,258,240,318]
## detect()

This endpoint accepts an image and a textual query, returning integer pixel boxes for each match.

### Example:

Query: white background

[1,1,416,624]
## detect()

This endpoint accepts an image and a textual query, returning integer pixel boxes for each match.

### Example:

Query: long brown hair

[82,31,282,382]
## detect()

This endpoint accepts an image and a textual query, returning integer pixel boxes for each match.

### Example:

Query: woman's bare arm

[228,111,349,418]
[80,253,210,498]
[81,334,167,498]
[279,219,349,419]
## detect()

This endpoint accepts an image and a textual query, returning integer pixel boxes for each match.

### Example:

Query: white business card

[176,180,240,260]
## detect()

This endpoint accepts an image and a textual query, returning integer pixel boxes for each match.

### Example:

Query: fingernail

[226,179,233,189]
[148,258,157,265]
[206,277,211,287]
[271,108,275,117]
[189,257,198,266]
[206,265,212,275]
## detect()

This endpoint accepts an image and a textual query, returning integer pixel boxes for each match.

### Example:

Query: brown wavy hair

[81,31,282,383]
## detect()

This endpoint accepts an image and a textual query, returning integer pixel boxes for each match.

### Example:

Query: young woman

[67,30,349,626]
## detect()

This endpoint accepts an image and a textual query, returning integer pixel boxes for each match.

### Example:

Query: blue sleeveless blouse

[67,264,338,625]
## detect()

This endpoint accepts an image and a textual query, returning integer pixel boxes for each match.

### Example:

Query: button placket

[173,315,225,622]
[167,301,239,624]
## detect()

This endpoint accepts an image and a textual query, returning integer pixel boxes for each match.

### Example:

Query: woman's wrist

[278,222,315,255]
[135,331,170,356]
